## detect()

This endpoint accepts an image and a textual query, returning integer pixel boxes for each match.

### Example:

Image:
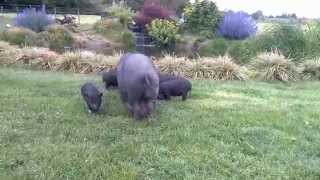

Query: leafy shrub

[39,25,74,53]
[121,30,135,50]
[15,8,54,32]
[175,37,202,58]
[198,38,257,64]
[304,21,320,58]
[217,11,257,40]
[134,0,172,28]
[0,27,39,46]
[93,19,123,34]
[255,23,306,61]
[107,1,135,27]
[198,38,228,57]
[252,51,299,81]
[183,0,220,33]
[93,19,124,41]
[228,40,257,64]
[300,59,320,80]
[147,19,179,49]
[175,0,189,17]
[199,30,215,39]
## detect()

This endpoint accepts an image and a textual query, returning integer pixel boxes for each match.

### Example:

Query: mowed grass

[0,67,320,179]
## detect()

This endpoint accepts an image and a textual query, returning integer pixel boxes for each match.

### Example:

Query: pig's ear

[82,90,88,97]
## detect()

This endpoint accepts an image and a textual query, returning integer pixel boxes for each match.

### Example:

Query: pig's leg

[182,92,187,101]
[133,102,143,120]
[164,90,171,100]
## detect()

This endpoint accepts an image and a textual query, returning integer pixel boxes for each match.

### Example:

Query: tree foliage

[183,0,221,33]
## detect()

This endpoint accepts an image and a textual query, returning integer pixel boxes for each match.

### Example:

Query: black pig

[117,53,159,120]
[81,82,103,113]
[102,69,118,89]
[158,78,192,101]
[159,73,178,83]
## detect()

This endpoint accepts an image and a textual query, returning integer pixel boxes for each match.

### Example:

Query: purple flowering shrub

[15,8,54,32]
[218,11,257,40]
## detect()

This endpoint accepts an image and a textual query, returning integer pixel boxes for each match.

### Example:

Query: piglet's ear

[97,86,104,96]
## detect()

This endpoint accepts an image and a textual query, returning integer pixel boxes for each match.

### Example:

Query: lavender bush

[218,11,257,40]
[15,8,54,32]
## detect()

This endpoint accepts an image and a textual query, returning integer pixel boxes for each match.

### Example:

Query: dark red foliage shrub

[134,0,172,28]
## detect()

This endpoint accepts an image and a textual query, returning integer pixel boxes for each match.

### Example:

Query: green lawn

[0,16,13,32]
[0,67,320,179]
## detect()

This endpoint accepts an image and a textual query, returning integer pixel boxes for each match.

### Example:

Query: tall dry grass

[0,42,249,80]
[15,47,59,70]
[0,41,21,65]
[252,51,299,81]
[300,58,320,80]
[2,42,314,82]
[197,56,248,80]
[55,51,121,73]
[157,54,248,80]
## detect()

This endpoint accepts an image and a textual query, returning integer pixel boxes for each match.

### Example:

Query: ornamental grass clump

[196,56,248,80]
[156,54,192,77]
[300,58,320,80]
[0,41,21,65]
[14,47,58,70]
[1,27,38,46]
[252,51,299,81]
[55,51,121,73]
[156,54,248,80]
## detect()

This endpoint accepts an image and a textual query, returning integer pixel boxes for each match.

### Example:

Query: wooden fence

[0,4,109,24]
